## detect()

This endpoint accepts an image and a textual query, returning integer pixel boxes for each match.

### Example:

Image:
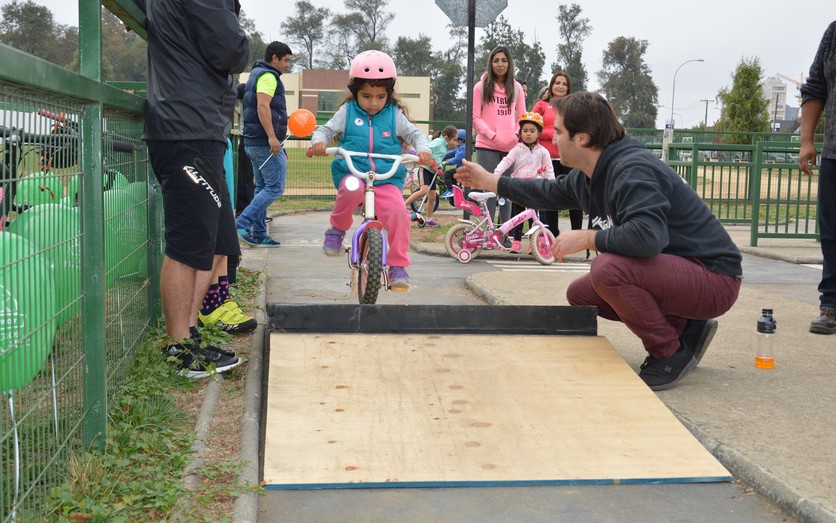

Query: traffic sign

[435,0,507,27]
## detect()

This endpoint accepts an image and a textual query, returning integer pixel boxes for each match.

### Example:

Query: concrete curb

[674,411,836,523]
[233,271,268,523]
[177,374,223,521]
[737,245,823,265]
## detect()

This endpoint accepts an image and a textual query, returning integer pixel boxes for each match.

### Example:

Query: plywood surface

[264,333,730,488]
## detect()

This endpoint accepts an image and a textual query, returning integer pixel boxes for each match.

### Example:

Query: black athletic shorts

[420,166,438,190]
[147,139,240,271]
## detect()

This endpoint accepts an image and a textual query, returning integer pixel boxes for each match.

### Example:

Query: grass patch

[47,331,195,522]
[268,195,334,213]
[45,269,264,522]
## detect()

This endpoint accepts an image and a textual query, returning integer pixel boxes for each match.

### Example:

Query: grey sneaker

[810,308,836,335]
[322,227,346,256]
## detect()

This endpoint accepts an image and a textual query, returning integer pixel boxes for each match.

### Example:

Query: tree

[432,27,468,122]
[239,10,267,71]
[472,16,545,99]
[101,10,146,81]
[324,0,394,66]
[716,57,770,143]
[551,3,590,92]
[392,34,437,77]
[280,1,330,70]
[597,36,658,129]
[0,0,76,68]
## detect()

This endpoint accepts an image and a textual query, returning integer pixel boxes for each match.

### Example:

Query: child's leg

[374,184,412,268]
[510,201,525,240]
[330,176,364,231]
[404,184,429,208]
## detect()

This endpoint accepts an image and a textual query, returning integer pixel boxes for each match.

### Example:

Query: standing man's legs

[811,157,836,333]
[149,140,241,344]
[237,145,286,242]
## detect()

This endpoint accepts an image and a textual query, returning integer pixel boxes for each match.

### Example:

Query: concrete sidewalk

[412,222,834,523]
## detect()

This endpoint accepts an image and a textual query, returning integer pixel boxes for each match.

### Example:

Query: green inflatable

[6,204,81,325]
[14,174,63,207]
[66,170,129,205]
[0,231,56,392]
[104,188,147,286]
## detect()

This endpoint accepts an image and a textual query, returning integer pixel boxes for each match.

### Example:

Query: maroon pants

[567,253,741,358]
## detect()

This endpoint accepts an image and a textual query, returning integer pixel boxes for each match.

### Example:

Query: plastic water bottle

[755,308,777,369]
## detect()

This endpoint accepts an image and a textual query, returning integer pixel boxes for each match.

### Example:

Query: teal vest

[331,101,405,189]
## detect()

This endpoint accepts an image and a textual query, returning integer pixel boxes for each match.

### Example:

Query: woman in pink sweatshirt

[471,46,527,224]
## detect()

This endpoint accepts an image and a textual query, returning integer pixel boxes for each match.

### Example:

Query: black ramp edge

[267,304,597,335]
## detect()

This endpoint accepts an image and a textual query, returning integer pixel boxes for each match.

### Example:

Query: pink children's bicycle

[444,185,556,265]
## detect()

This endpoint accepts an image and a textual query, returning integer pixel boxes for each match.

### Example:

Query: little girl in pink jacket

[494,112,555,252]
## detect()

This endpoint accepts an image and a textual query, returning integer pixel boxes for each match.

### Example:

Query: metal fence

[1,43,152,521]
[663,140,820,245]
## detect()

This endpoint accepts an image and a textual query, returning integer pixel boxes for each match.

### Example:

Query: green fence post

[147,169,163,322]
[79,0,107,450]
[750,142,764,247]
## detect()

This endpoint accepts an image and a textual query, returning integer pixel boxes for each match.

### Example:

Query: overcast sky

[8,0,832,129]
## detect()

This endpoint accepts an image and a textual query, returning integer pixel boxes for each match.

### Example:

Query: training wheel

[458,249,472,263]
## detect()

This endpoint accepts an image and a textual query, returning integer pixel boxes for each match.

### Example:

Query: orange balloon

[288,108,317,136]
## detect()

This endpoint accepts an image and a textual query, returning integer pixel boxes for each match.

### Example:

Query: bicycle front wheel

[530,227,556,265]
[358,227,383,304]
[444,223,481,263]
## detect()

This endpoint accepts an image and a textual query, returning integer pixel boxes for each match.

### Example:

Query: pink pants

[330,178,411,268]
[567,253,741,358]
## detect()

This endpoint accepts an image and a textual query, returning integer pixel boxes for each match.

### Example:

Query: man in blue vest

[236,41,292,247]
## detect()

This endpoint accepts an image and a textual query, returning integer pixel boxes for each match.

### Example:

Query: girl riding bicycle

[310,50,432,290]
[493,112,554,253]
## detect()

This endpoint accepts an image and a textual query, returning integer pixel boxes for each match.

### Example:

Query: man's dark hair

[554,92,625,150]
[264,41,292,62]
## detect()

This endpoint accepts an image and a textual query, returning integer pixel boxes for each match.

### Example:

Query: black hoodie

[496,135,742,277]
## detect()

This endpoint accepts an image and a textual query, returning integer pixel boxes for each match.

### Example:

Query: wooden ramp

[263,333,731,489]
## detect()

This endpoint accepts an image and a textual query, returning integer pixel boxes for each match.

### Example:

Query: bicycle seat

[469,191,496,202]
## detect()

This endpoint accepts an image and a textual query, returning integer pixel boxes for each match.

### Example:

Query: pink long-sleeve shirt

[493,142,555,180]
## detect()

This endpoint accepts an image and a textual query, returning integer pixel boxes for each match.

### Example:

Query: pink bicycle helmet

[349,50,397,80]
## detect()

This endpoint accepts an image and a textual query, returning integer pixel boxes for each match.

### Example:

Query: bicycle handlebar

[0,125,135,153]
[308,147,419,181]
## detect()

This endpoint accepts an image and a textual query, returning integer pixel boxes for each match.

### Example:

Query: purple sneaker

[388,266,410,291]
[425,218,440,228]
[322,227,346,256]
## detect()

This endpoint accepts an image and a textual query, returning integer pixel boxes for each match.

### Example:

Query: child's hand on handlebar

[310,142,327,156]
[417,151,433,167]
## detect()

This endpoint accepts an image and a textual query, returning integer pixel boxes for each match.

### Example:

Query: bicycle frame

[450,185,545,249]
[311,146,418,302]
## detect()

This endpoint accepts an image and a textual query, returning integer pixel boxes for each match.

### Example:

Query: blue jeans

[818,158,836,309]
[237,145,287,240]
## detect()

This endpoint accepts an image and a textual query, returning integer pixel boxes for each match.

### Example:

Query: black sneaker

[165,342,241,379]
[680,319,718,363]
[638,344,697,391]
[189,328,237,357]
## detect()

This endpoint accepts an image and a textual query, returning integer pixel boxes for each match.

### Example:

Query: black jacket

[142,0,249,143]
[497,135,743,277]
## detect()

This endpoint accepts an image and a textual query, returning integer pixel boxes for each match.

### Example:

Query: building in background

[763,77,788,129]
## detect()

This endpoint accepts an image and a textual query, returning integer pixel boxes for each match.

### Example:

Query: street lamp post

[670,58,704,131]
[663,58,704,164]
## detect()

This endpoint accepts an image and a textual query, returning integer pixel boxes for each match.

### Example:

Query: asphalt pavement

[238,210,833,523]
